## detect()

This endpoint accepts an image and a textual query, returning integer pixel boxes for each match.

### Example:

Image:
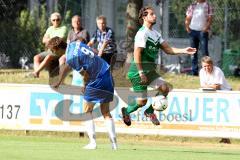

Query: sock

[105,118,117,144]
[145,104,154,114]
[85,119,96,144]
[125,99,140,115]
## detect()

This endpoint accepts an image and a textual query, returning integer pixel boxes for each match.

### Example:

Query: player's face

[144,9,157,25]
[51,16,61,27]
[97,19,106,32]
[202,62,213,74]
[72,17,81,30]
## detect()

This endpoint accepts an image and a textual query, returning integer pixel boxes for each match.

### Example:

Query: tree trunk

[124,0,143,73]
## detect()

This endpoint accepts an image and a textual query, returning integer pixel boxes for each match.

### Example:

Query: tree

[123,0,143,73]
[125,0,143,53]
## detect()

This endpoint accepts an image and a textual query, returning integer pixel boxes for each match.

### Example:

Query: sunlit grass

[0,68,239,90]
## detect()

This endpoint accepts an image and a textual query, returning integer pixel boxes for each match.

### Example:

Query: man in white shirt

[185,0,213,76]
[199,56,231,144]
[199,56,231,90]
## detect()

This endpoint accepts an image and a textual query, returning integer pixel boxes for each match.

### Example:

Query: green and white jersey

[128,25,164,78]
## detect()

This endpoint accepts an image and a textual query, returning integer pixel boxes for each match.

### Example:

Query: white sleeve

[134,31,147,48]
[199,69,206,87]
[214,68,225,85]
[159,34,165,44]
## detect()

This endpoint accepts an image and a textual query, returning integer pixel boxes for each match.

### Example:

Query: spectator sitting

[200,56,231,90]
[199,56,231,144]
[31,12,67,78]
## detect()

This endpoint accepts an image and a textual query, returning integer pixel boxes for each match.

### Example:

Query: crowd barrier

[0,83,240,138]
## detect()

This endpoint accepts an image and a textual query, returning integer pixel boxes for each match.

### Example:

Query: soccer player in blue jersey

[49,37,117,150]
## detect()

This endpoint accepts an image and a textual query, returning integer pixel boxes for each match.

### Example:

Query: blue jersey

[66,41,110,80]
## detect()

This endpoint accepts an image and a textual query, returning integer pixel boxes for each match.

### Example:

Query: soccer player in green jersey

[122,6,196,126]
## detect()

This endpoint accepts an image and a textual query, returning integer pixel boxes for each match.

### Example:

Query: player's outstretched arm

[160,42,196,55]
[52,64,71,88]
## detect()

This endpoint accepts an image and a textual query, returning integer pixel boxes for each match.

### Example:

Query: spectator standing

[185,0,213,76]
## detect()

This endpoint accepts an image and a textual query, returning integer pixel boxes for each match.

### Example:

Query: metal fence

[160,0,240,74]
[0,0,239,72]
[167,0,240,50]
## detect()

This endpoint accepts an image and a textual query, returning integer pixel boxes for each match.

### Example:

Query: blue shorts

[84,70,114,103]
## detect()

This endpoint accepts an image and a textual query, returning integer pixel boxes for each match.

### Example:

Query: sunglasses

[52,19,60,22]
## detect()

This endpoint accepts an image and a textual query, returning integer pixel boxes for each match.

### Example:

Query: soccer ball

[151,95,168,111]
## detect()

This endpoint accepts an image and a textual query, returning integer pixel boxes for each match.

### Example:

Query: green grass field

[1,133,240,160]
[0,68,240,90]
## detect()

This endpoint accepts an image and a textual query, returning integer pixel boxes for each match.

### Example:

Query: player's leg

[149,77,172,97]
[142,73,167,125]
[122,96,147,126]
[82,100,96,149]
[124,93,147,115]
[121,76,148,126]
[100,102,117,150]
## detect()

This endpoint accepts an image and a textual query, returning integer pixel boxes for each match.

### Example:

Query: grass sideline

[0,68,240,90]
[1,130,240,144]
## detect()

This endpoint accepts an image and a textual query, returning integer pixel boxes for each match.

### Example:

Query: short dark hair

[138,6,154,25]
[47,37,67,50]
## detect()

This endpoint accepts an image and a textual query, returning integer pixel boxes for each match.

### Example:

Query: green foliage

[0,4,49,67]
[14,8,39,66]
[39,5,48,51]
[0,1,83,68]
[62,10,72,29]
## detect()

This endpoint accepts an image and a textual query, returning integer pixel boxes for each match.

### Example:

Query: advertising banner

[0,83,240,138]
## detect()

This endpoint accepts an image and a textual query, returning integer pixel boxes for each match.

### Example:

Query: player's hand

[140,74,148,84]
[184,47,196,55]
